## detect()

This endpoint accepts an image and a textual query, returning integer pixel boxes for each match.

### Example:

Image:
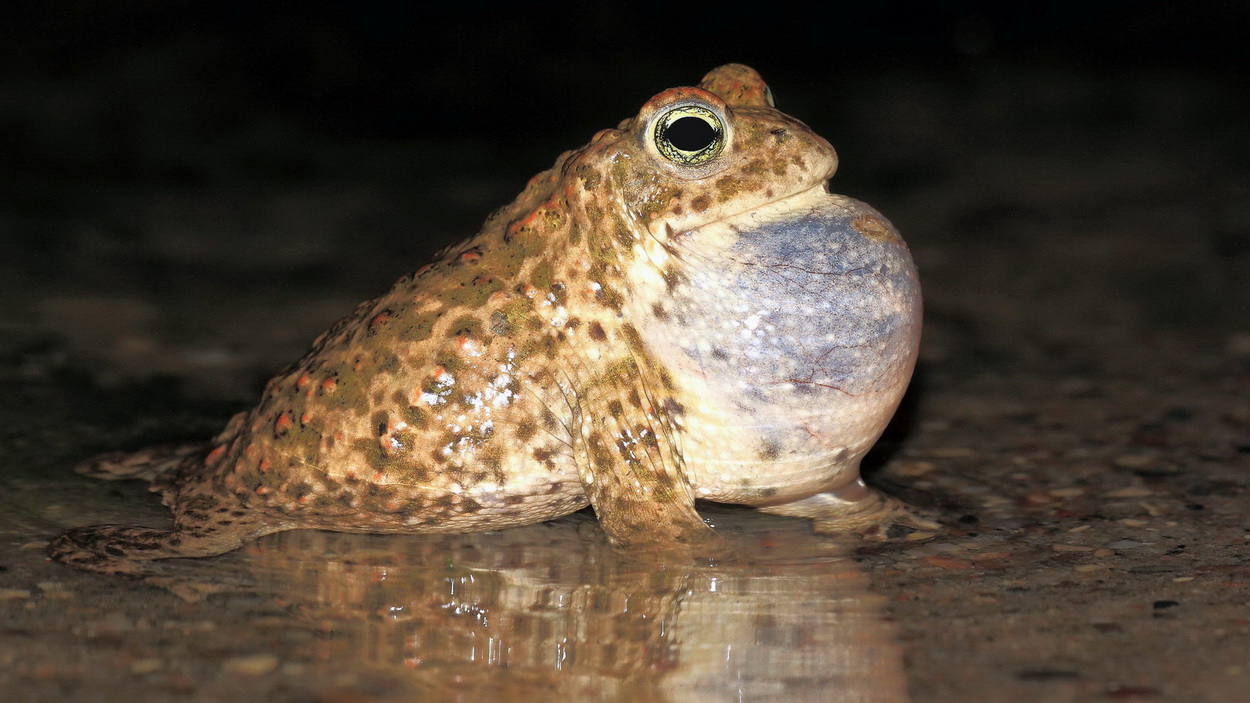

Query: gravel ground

[1,4,1248,702]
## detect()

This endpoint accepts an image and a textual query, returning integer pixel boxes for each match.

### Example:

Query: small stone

[1105,486,1153,498]
[1107,539,1148,549]
[1092,548,1114,558]
[1049,487,1085,498]
[0,589,31,600]
[1057,377,1094,395]
[223,653,280,676]
[1074,564,1107,573]
[1052,543,1093,552]
[1118,519,1149,527]
[130,658,163,675]
[894,460,936,477]
[36,582,73,600]
[923,555,973,570]
[930,447,975,458]
[85,614,135,638]
[1112,453,1159,469]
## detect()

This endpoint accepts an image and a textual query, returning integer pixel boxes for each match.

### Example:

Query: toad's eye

[653,105,724,166]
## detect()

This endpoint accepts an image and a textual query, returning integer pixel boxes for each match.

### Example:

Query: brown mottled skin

[49,65,929,574]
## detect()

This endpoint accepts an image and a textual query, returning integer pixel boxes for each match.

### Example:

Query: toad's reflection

[248,507,909,702]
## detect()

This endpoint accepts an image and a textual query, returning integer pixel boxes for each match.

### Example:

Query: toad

[49,64,928,574]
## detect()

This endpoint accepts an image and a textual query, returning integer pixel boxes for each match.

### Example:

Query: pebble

[130,658,163,675]
[1113,453,1160,469]
[36,582,73,600]
[90,612,135,635]
[1105,486,1154,498]
[894,460,936,476]
[222,653,280,676]
[1107,539,1148,549]
[0,589,31,600]
[930,447,976,458]
[923,556,974,570]
[1052,543,1093,552]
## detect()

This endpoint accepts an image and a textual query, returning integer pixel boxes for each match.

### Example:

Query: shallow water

[236,507,909,702]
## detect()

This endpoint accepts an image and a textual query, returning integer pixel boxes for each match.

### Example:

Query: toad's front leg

[571,381,720,555]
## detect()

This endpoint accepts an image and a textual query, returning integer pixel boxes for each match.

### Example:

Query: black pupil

[665,116,717,152]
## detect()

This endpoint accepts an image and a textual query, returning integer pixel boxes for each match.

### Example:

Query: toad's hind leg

[758,478,940,541]
[76,443,207,482]
[47,518,287,576]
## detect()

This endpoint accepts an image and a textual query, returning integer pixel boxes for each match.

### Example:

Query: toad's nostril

[770,128,787,136]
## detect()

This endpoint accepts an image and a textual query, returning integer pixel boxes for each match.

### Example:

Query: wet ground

[2,5,1249,702]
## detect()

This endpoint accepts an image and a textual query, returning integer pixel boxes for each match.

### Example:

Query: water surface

[242,507,910,702]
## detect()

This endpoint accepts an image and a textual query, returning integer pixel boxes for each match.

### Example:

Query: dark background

[1,0,1247,397]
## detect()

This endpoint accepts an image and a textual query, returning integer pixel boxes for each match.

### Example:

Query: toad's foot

[75,443,206,482]
[758,478,940,542]
[47,520,284,576]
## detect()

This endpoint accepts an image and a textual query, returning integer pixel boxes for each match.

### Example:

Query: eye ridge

[654,105,724,165]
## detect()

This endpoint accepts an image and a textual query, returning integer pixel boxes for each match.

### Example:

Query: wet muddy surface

[3,5,1249,702]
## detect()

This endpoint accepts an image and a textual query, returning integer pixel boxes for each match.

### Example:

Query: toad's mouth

[649,183,834,243]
